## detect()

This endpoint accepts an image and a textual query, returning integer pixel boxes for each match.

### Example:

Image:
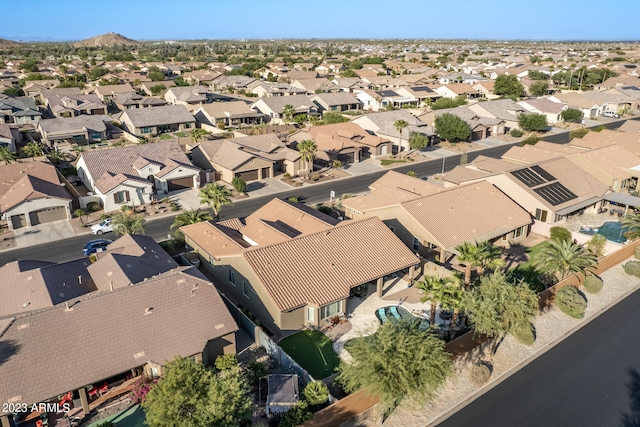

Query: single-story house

[91,84,135,102]
[250,94,319,122]
[0,94,42,128]
[352,110,434,151]
[312,92,361,112]
[119,104,196,136]
[38,115,109,146]
[111,93,168,110]
[194,101,264,128]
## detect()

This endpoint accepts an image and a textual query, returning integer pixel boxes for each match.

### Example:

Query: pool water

[579,221,627,243]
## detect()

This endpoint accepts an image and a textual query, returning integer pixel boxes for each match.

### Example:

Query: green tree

[323,112,349,124]
[22,142,43,159]
[22,59,40,73]
[205,365,252,426]
[0,147,16,165]
[527,70,548,80]
[455,241,484,287]
[189,128,210,143]
[148,71,165,82]
[336,320,453,413]
[438,280,464,339]
[494,75,525,98]
[231,177,247,194]
[150,84,166,96]
[3,87,25,97]
[415,275,454,325]
[47,150,64,164]
[297,139,317,174]
[434,113,471,142]
[394,119,409,149]
[171,208,213,235]
[409,132,430,150]
[304,381,329,406]
[431,96,467,110]
[529,81,549,97]
[111,212,145,236]
[561,108,584,123]
[464,271,539,355]
[533,239,597,281]
[198,183,232,218]
[74,209,88,226]
[622,211,640,240]
[554,285,587,319]
[550,226,572,243]
[475,241,505,275]
[585,234,607,257]
[282,104,296,130]
[518,113,548,132]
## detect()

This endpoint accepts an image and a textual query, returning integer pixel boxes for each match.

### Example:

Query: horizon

[3,0,640,43]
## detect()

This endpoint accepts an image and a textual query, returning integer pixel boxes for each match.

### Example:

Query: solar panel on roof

[512,168,546,187]
[530,165,556,182]
[533,182,577,206]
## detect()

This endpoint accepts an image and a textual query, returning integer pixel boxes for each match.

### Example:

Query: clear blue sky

[3,0,639,42]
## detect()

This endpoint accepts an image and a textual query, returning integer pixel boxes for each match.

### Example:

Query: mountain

[72,32,140,47]
[0,38,21,47]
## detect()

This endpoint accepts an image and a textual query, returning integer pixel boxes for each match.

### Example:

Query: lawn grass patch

[279,330,340,379]
[380,159,407,166]
[510,241,550,292]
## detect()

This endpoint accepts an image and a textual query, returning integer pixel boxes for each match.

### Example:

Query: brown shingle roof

[0,162,71,212]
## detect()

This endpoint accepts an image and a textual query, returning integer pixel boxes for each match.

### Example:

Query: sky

[2,0,640,42]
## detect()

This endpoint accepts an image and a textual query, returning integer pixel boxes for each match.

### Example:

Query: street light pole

[441,156,446,175]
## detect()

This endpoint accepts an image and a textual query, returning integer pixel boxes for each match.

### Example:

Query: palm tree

[415,275,453,325]
[189,128,210,144]
[621,211,640,240]
[198,183,232,218]
[111,213,145,236]
[297,139,317,175]
[476,241,505,275]
[0,147,15,165]
[282,104,295,130]
[22,142,43,160]
[455,241,484,288]
[47,150,65,164]
[394,119,409,150]
[533,239,597,282]
[170,208,213,231]
[438,281,464,340]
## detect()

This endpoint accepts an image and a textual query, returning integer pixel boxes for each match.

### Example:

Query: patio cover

[555,196,602,216]
[267,374,300,416]
[602,192,640,208]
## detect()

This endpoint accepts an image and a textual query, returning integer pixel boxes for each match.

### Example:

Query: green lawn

[158,133,173,140]
[380,159,407,166]
[511,241,550,292]
[279,330,340,379]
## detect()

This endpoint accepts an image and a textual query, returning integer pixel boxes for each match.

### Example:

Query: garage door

[337,152,355,164]
[11,214,26,229]
[167,176,193,191]
[235,169,259,182]
[29,207,67,226]
[471,130,485,141]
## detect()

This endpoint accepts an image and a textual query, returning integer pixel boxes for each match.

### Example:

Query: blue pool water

[579,221,627,243]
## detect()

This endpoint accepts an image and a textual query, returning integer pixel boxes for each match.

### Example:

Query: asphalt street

[437,288,640,427]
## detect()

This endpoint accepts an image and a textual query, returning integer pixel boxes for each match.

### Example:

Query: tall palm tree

[476,241,505,275]
[394,119,409,149]
[415,275,453,325]
[0,147,15,165]
[621,211,640,240]
[297,139,317,175]
[111,213,145,236]
[198,183,232,218]
[170,208,213,231]
[533,239,597,282]
[438,281,464,340]
[455,241,484,288]
[189,128,210,144]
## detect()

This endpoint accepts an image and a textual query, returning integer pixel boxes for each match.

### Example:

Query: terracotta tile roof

[0,269,237,407]
[245,199,338,235]
[229,133,284,154]
[120,104,195,128]
[401,180,532,251]
[198,139,255,170]
[501,145,566,164]
[0,162,71,212]
[181,221,250,260]
[575,145,640,180]
[238,219,291,246]
[244,217,419,311]
[442,165,491,185]
[368,170,443,194]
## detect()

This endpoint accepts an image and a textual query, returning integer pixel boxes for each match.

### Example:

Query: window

[150,366,160,378]
[243,281,250,298]
[228,269,235,286]
[513,225,526,239]
[142,127,152,134]
[113,191,130,204]
[412,236,420,252]
[535,208,548,222]
[140,188,146,194]
[320,300,342,319]
[306,306,315,322]
[184,122,192,129]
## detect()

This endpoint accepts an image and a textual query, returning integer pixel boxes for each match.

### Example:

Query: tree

[111,213,145,236]
[297,139,317,174]
[475,241,505,275]
[434,113,471,142]
[189,128,210,143]
[464,271,538,355]
[22,59,40,73]
[0,147,15,165]
[533,239,597,281]
[394,119,409,149]
[150,84,166,96]
[148,71,165,82]
[47,150,64,164]
[231,177,247,194]
[529,81,549,97]
[415,275,454,325]
[455,241,484,287]
[622,211,640,240]
[282,104,295,130]
[22,142,43,159]
[3,87,25,97]
[336,320,453,413]
[142,357,251,427]
[438,280,464,339]
[585,234,607,258]
[74,209,88,226]
[323,112,349,124]
[561,108,584,123]
[304,381,329,406]
[198,183,232,218]
[550,226,572,243]
[409,132,430,150]
[171,208,213,234]
[518,113,548,132]
[494,75,525,98]
[431,96,467,110]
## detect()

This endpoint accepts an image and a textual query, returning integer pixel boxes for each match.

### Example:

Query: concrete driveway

[245,177,294,198]
[13,219,76,249]
[343,158,383,176]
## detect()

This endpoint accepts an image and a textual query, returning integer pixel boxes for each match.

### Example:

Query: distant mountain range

[72,32,140,47]
[0,38,21,46]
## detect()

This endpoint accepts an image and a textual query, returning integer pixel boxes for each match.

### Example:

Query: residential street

[437,288,640,427]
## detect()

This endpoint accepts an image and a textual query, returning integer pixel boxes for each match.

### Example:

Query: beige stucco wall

[101,183,153,212]
[6,197,71,229]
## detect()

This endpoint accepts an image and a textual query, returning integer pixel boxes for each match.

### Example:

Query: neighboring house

[567,145,640,192]
[290,78,339,94]
[0,161,72,230]
[181,199,419,334]
[331,77,372,93]
[501,141,583,165]
[616,120,640,135]
[182,69,222,86]
[419,107,505,140]
[139,80,176,96]
[250,94,319,122]
[248,81,308,98]
[22,79,60,99]
[119,104,196,136]
[0,263,237,425]
[0,94,42,128]
[517,98,567,124]
[311,92,361,112]
[191,134,303,182]
[111,93,168,110]
[38,115,109,146]
[342,171,531,261]
[467,99,527,131]
[352,110,434,151]
[37,87,83,104]
[547,92,601,119]
[316,63,344,75]
[438,73,488,85]
[164,85,217,106]
[76,140,201,211]
[44,93,108,118]
[210,75,256,91]
[91,83,135,102]
[0,123,20,152]
[472,81,497,99]
[434,83,483,99]
[194,101,264,128]
[396,86,442,105]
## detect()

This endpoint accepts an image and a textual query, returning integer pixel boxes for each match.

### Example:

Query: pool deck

[564,211,627,254]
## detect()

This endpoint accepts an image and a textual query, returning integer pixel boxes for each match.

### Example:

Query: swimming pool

[374,305,430,329]
[579,221,627,243]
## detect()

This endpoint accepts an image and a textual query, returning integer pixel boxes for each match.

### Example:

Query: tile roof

[243,217,419,311]
[245,199,338,235]
[575,145,640,180]
[0,268,237,407]
[198,139,255,170]
[38,115,108,134]
[312,92,360,106]
[0,161,71,211]
[198,101,263,120]
[120,104,195,128]
[251,94,317,114]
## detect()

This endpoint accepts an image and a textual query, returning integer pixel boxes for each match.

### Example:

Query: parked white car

[91,218,114,235]
[601,111,620,118]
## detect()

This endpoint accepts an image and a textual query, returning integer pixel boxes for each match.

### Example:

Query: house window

[142,127,152,134]
[306,306,315,322]
[113,190,130,204]
[228,269,236,286]
[320,301,342,319]
[534,209,548,222]
[150,367,160,378]
[184,122,192,129]
[140,188,146,194]
[243,281,250,298]
[412,236,420,252]
[513,225,526,239]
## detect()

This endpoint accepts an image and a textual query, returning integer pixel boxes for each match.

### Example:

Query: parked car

[91,218,114,235]
[83,239,113,256]
[601,111,620,118]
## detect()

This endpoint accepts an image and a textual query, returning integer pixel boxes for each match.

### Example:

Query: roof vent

[22,302,30,308]
[145,307,153,315]
[214,323,225,330]
[134,351,145,359]
[17,323,29,330]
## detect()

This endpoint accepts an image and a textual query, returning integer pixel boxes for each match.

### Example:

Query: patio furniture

[98,382,109,395]
[88,387,99,400]
[389,306,402,321]
[377,307,388,323]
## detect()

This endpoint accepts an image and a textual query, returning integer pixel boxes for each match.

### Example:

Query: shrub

[331,160,343,169]
[86,201,101,212]
[510,129,523,137]
[304,381,329,406]
[283,172,292,180]
[214,354,238,371]
[316,205,332,215]
[634,245,640,260]
[550,226,572,243]
[232,177,247,194]
[569,128,589,140]
[512,323,535,346]
[469,363,492,387]
[170,202,179,211]
[555,286,587,319]
[623,261,640,277]
[310,173,321,182]
[287,197,299,203]
[407,171,417,178]
[583,275,603,294]
[246,361,268,386]
[341,193,352,199]
[278,401,313,427]
[519,135,541,146]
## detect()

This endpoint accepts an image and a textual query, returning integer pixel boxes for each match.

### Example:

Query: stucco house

[38,115,109,147]
[118,104,196,136]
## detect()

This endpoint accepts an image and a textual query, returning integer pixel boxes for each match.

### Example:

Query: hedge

[583,275,603,294]
[623,261,640,277]
[555,286,587,319]
[512,323,535,346]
